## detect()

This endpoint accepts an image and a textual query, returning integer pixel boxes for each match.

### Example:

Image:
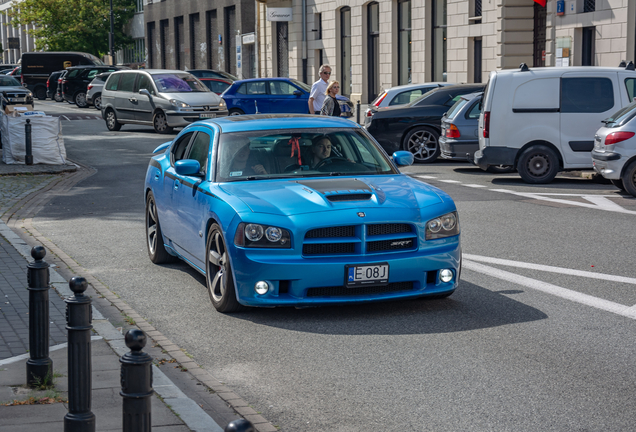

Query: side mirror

[293,90,302,96]
[392,151,414,167]
[140,89,152,97]
[175,159,202,176]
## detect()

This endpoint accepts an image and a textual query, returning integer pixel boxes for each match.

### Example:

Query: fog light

[255,281,270,295]
[440,269,453,283]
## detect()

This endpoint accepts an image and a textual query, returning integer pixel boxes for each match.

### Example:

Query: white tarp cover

[1,113,66,164]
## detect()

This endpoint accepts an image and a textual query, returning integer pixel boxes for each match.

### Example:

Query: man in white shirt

[308,65,331,114]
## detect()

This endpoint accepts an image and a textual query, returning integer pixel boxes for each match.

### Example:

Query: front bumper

[229,238,461,307]
[166,109,229,126]
[592,149,623,180]
[473,146,518,170]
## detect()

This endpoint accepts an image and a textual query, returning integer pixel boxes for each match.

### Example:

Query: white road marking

[490,189,636,214]
[439,179,461,183]
[463,260,636,320]
[463,184,488,188]
[464,254,636,285]
[415,175,437,179]
[581,195,629,211]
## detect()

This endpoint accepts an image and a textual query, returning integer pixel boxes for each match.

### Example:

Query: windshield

[216,128,396,182]
[603,99,636,127]
[0,76,21,87]
[152,73,209,93]
[290,78,311,92]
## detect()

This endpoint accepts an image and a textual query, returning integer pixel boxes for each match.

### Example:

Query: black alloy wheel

[403,127,441,163]
[105,109,122,131]
[517,145,560,184]
[74,91,88,108]
[145,193,178,264]
[35,87,47,101]
[54,92,64,102]
[206,224,242,313]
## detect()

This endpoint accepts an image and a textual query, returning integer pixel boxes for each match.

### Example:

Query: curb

[1,162,278,432]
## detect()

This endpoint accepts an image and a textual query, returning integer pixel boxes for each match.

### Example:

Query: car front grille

[306,281,415,297]
[302,223,417,256]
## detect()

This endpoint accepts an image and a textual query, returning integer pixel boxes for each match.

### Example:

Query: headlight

[219,99,226,109]
[169,99,190,108]
[234,223,291,248]
[426,212,459,240]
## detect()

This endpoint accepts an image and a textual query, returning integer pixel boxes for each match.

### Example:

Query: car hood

[218,176,445,216]
[0,86,30,94]
[157,91,221,105]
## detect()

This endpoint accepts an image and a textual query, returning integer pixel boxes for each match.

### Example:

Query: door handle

[129,97,137,103]
[174,180,180,190]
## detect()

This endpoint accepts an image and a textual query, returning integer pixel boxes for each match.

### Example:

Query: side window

[269,81,297,95]
[105,74,121,91]
[245,81,267,95]
[466,100,482,119]
[625,78,636,102]
[170,132,195,166]
[135,75,155,95]
[87,69,99,79]
[117,73,137,92]
[237,83,248,94]
[561,77,614,113]
[185,132,211,175]
[390,89,426,106]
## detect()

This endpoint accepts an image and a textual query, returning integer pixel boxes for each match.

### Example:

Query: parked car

[0,75,34,110]
[144,114,461,312]
[592,100,636,197]
[86,72,112,110]
[54,70,68,103]
[221,77,354,117]
[101,69,228,134]
[21,51,103,100]
[365,82,455,119]
[8,67,20,79]
[199,77,232,95]
[365,83,486,163]
[188,69,238,81]
[476,63,636,183]
[47,70,66,102]
[62,65,122,108]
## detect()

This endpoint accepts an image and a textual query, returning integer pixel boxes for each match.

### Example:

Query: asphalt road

[31,100,636,431]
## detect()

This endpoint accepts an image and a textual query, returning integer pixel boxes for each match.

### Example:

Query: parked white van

[475,63,636,183]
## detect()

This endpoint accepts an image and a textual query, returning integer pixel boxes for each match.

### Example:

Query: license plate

[200,113,216,119]
[345,263,389,287]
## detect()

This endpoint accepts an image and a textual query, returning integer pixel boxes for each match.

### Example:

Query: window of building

[160,19,169,69]
[277,22,289,78]
[190,14,199,69]
[473,38,482,83]
[206,10,218,70]
[340,7,352,97]
[368,2,380,101]
[175,16,184,70]
[118,38,145,65]
[147,22,155,67]
[225,6,236,75]
[432,0,447,82]
[584,0,595,12]
[469,0,482,24]
[398,0,411,85]
[561,77,613,113]
[582,27,595,66]
[314,13,322,40]
[135,0,143,13]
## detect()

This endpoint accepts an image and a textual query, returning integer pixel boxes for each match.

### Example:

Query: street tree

[6,0,136,57]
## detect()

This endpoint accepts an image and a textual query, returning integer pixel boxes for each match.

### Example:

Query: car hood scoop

[219,176,444,216]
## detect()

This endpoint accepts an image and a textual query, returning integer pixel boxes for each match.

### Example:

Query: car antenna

[255,100,260,114]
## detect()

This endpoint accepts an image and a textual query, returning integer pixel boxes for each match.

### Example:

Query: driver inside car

[309,136,333,168]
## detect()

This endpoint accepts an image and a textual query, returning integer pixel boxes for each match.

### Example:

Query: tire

[206,224,243,313]
[229,108,244,116]
[145,193,178,264]
[402,127,440,163]
[54,92,64,103]
[517,145,560,184]
[35,87,47,101]
[93,93,102,110]
[105,109,122,131]
[621,160,636,197]
[487,165,515,174]
[153,111,174,134]
[610,179,625,191]
[74,91,88,108]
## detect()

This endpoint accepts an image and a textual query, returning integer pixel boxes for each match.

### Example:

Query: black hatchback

[62,65,122,108]
[365,83,485,163]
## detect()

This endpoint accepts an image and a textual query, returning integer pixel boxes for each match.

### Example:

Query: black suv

[47,70,65,102]
[62,65,122,108]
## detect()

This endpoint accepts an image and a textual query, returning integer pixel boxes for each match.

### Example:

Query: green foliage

[7,0,136,57]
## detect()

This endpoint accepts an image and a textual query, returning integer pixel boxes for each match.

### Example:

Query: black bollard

[25,118,33,165]
[64,277,95,432]
[120,329,153,432]
[225,419,256,432]
[356,100,361,125]
[26,246,52,387]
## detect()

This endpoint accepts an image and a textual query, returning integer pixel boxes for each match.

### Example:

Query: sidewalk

[0,162,246,432]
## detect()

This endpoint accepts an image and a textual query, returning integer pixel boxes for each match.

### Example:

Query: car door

[267,80,306,113]
[134,73,157,123]
[113,72,138,121]
[235,81,269,114]
[159,131,196,244]
[560,73,619,166]
[173,130,215,269]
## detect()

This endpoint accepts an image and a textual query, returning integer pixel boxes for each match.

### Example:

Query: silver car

[101,69,228,134]
[86,72,112,110]
[592,100,636,197]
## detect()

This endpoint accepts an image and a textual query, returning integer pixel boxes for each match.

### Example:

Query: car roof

[232,77,296,83]
[494,66,635,76]
[386,82,454,92]
[201,114,361,133]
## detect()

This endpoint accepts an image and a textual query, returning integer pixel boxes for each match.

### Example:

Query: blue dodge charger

[144,115,461,312]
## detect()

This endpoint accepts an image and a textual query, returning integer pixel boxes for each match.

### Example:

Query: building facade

[256,0,636,106]
[0,0,37,65]
[144,0,257,78]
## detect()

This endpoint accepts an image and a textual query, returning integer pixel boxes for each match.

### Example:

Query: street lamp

[109,0,115,64]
